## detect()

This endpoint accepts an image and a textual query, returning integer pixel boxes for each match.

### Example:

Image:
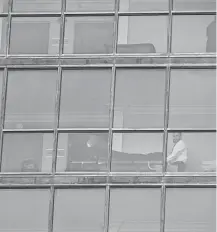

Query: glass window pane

[0,0,8,12]
[111,133,163,172]
[169,69,216,129]
[5,70,57,129]
[173,0,216,11]
[114,69,165,128]
[0,17,7,54]
[64,17,114,54]
[1,133,54,172]
[167,132,216,172]
[57,133,108,172]
[13,0,61,12]
[66,0,115,12]
[165,188,216,232]
[172,15,216,53]
[10,17,60,55]
[0,189,50,232]
[59,69,111,128]
[0,71,3,112]
[117,16,168,53]
[53,189,105,232]
[109,188,161,231]
[119,0,168,11]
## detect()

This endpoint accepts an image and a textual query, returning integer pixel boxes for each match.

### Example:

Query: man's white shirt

[167,140,187,163]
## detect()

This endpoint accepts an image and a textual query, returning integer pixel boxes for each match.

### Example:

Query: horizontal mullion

[167,128,217,133]
[172,10,217,15]
[0,13,8,17]
[57,128,109,133]
[112,128,165,133]
[64,12,115,16]
[10,12,62,17]
[170,53,217,58]
[170,63,216,68]
[3,129,55,133]
[118,11,169,16]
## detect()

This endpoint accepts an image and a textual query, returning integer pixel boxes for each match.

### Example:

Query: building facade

[0,0,216,231]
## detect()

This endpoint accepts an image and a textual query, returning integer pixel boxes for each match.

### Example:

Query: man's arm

[167,142,186,163]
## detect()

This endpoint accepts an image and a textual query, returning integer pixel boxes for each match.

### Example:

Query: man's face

[173,133,181,144]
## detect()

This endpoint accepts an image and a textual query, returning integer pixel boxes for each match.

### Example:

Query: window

[59,69,112,128]
[172,15,216,53]
[114,69,166,128]
[1,133,54,172]
[10,17,60,54]
[165,188,216,232]
[173,0,216,11]
[53,189,105,232]
[117,16,168,53]
[0,189,50,232]
[5,70,58,129]
[169,69,216,129]
[109,188,161,231]
[0,0,8,13]
[0,17,7,54]
[64,17,114,54]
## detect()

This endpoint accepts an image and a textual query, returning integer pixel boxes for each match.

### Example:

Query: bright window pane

[53,189,105,232]
[13,0,61,12]
[117,16,168,53]
[119,0,168,11]
[0,0,8,12]
[59,69,111,128]
[1,133,54,172]
[10,17,60,54]
[109,188,161,231]
[5,70,57,129]
[64,17,114,54]
[0,189,50,232]
[173,0,216,11]
[57,133,108,172]
[66,0,115,12]
[0,17,7,54]
[114,69,165,128]
[111,133,163,172]
[172,15,216,53]
[169,69,216,129]
[167,132,216,172]
[165,188,216,232]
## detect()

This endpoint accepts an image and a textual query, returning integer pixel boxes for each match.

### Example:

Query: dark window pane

[173,0,216,11]
[109,189,161,231]
[66,0,115,12]
[0,189,49,232]
[64,17,114,54]
[13,0,61,12]
[5,70,57,129]
[57,133,108,172]
[172,15,216,53]
[117,16,168,53]
[114,69,165,128]
[59,69,111,128]
[167,132,216,172]
[169,69,216,129]
[0,17,7,54]
[10,17,60,54]
[111,133,163,172]
[1,133,54,172]
[120,0,168,11]
[165,188,216,232]
[53,189,105,232]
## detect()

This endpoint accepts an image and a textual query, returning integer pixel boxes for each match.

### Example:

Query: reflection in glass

[165,188,216,232]
[173,0,216,11]
[167,132,216,172]
[111,133,163,172]
[5,70,57,129]
[1,133,54,172]
[64,17,114,54]
[169,69,216,129]
[119,0,168,11]
[10,17,60,54]
[172,15,216,53]
[59,69,111,128]
[0,17,7,54]
[0,189,50,232]
[114,69,165,128]
[57,133,108,172]
[13,0,61,12]
[53,189,105,232]
[109,189,161,231]
[66,0,115,12]
[117,16,167,53]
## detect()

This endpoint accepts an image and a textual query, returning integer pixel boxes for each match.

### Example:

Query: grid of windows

[0,0,216,232]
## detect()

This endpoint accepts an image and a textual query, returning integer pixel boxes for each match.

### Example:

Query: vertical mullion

[160,185,167,232]
[48,186,55,232]
[104,1,119,232]
[6,0,12,56]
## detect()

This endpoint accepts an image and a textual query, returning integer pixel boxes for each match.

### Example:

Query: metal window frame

[0,0,215,232]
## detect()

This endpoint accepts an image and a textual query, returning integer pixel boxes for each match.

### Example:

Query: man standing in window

[167,133,187,172]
